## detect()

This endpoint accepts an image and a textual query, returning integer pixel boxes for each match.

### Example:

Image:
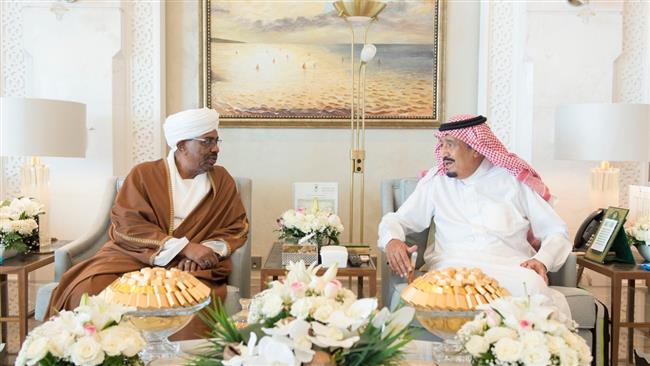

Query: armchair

[35,176,252,320]
[380,178,600,357]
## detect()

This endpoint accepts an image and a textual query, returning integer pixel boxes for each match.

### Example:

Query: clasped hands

[386,239,549,284]
[177,242,220,272]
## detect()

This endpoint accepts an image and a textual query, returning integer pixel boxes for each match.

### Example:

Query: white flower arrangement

[0,197,44,253]
[192,261,414,366]
[17,294,146,366]
[277,207,344,247]
[627,216,650,245]
[458,294,592,366]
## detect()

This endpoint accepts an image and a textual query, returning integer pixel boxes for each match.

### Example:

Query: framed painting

[201,0,444,128]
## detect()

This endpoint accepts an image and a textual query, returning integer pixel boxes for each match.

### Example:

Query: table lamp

[554,103,650,209]
[0,97,87,246]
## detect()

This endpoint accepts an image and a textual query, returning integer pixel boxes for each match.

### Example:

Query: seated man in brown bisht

[47,107,249,339]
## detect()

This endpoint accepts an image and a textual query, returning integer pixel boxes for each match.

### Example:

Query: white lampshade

[0,97,87,158]
[555,103,649,162]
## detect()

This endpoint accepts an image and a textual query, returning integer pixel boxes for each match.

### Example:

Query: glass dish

[415,308,479,364]
[125,296,211,363]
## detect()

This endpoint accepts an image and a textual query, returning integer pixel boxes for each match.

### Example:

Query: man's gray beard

[446,171,458,178]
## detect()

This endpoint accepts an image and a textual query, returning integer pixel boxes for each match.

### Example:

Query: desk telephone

[574,208,605,250]
[577,207,636,264]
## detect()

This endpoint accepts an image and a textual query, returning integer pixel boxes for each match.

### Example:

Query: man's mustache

[443,157,455,163]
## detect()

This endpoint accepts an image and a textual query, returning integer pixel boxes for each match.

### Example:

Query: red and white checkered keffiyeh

[434,114,552,202]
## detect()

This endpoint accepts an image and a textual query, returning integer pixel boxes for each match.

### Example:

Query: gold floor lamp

[333,0,386,244]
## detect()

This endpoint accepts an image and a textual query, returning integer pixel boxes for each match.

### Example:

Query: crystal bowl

[415,308,480,364]
[415,309,479,339]
[124,296,211,363]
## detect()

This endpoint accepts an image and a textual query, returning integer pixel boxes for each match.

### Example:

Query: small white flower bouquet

[458,294,592,366]
[17,294,146,366]
[277,208,344,247]
[0,197,44,254]
[626,216,650,245]
[191,261,414,366]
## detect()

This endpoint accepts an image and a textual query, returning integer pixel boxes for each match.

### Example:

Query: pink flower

[84,323,97,335]
[519,319,531,329]
[485,309,500,327]
[291,281,304,291]
[329,279,342,289]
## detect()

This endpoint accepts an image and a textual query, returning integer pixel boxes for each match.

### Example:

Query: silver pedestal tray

[415,309,479,364]
[125,296,211,363]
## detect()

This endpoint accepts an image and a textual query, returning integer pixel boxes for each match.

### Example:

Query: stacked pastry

[401,267,509,310]
[401,268,510,336]
[102,267,211,309]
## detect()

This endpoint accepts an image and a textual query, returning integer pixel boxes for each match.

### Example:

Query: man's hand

[177,258,200,272]
[180,243,220,269]
[386,239,418,278]
[520,258,548,284]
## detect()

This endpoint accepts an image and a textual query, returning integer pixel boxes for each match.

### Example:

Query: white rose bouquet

[0,197,44,254]
[191,261,414,366]
[17,294,146,366]
[626,216,650,246]
[458,293,592,366]
[277,207,344,247]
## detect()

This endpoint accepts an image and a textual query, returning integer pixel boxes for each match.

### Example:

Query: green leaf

[188,298,243,365]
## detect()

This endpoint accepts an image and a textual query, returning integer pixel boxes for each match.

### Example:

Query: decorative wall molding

[613,0,649,207]
[477,1,529,158]
[128,1,164,167]
[0,1,28,198]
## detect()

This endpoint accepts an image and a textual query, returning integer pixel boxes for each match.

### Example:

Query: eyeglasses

[189,137,222,147]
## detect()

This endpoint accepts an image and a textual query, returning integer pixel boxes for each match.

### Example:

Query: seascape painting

[203,0,443,127]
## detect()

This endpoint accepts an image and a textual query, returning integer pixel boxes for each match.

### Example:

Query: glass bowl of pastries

[400,267,510,339]
[101,267,211,362]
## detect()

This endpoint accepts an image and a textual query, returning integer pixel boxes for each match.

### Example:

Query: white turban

[163,108,219,150]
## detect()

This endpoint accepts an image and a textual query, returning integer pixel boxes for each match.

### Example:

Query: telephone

[574,208,605,250]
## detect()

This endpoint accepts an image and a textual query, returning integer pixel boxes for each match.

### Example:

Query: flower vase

[281,242,318,266]
[0,247,18,264]
[637,245,650,263]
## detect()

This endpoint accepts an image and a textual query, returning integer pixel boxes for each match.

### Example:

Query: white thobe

[151,151,229,266]
[378,159,572,316]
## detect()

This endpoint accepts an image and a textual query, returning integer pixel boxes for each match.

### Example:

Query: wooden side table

[0,251,54,346]
[260,243,377,298]
[576,256,650,366]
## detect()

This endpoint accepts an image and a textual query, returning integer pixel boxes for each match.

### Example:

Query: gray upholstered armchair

[35,176,252,321]
[380,178,599,353]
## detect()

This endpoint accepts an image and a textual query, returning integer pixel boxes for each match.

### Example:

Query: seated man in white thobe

[378,114,572,316]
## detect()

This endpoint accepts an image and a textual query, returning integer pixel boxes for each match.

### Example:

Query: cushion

[35,282,58,321]
[551,286,596,329]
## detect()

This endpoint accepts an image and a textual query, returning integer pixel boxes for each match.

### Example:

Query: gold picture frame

[200,0,445,128]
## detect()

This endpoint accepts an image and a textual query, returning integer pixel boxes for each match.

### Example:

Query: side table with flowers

[277,207,344,266]
[458,293,592,366]
[190,261,415,365]
[0,197,44,260]
[626,216,650,262]
[17,294,146,366]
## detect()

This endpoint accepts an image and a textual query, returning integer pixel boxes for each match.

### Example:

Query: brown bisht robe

[47,159,249,340]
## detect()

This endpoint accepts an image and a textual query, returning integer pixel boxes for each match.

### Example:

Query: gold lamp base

[21,157,51,247]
